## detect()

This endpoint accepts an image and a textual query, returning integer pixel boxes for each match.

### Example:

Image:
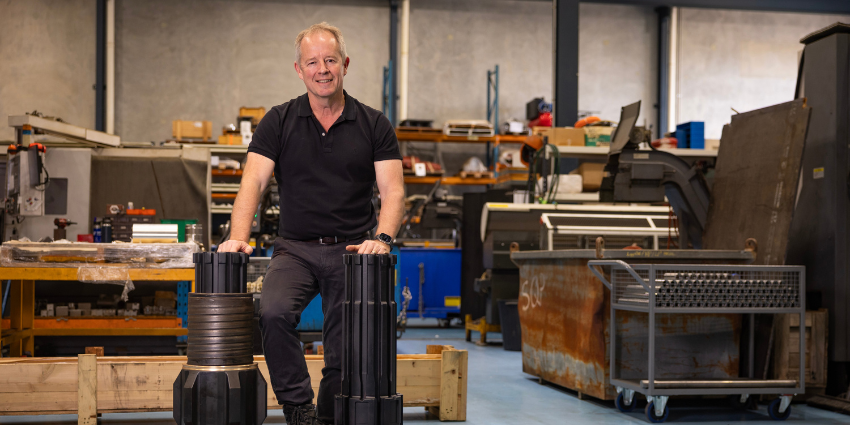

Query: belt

[301,232,370,245]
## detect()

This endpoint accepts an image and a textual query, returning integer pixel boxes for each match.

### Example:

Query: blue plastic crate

[675,121,705,149]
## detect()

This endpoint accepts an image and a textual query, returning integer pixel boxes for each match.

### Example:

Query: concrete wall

[407,0,552,128]
[0,0,96,142]
[579,3,657,128]
[678,8,850,139]
[115,0,389,143]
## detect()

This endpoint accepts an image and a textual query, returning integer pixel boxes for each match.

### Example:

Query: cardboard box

[584,126,614,147]
[533,126,586,147]
[571,163,606,192]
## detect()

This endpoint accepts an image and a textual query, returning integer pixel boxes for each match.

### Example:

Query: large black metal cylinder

[187,293,254,366]
[174,252,267,425]
[194,252,249,293]
[335,254,403,425]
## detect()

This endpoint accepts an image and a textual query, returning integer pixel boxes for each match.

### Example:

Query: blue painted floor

[2,319,848,424]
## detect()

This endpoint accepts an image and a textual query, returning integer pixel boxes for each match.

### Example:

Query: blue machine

[297,295,323,332]
[396,248,461,319]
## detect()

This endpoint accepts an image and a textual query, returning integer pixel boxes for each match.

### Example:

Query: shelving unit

[396,130,529,186]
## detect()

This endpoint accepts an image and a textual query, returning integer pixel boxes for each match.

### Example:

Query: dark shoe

[282,403,316,425]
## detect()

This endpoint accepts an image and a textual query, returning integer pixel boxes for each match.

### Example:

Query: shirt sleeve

[247,107,282,161]
[372,113,402,162]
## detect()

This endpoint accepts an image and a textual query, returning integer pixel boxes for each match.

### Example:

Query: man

[217,22,404,425]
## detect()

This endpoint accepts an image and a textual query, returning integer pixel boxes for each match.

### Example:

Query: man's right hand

[217,240,254,255]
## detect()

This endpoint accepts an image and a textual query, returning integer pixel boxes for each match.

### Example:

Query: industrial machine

[476,203,672,326]
[3,113,117,242]
[788,22,850,392]
[599,101,711,249]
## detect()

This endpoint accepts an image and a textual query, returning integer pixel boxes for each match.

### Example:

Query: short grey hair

[294,22,348,65]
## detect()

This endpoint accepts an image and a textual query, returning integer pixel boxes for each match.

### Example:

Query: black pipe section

[336,254,402,425]
[554,0,579,127]
[173,252,267,425]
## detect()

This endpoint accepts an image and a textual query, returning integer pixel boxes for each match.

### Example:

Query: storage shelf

[404,176,496,186]
[396,131,529,144]
[211,205,279,215]
[212,169,242,176]
[211,183,240,193]
[209,145,249,153]
[556,146,718,160]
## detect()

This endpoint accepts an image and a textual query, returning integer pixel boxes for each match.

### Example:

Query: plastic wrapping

[76,266,136,301]
[0,241,198,268]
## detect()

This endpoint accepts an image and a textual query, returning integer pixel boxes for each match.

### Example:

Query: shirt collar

[298,90,357,121]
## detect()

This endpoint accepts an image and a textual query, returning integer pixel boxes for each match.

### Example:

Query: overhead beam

[554,0,579,127]
[587,0,850,15]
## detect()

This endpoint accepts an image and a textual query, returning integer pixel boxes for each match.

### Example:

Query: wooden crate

[773,309,828,394]
[0,345,467,421]
[239,107,266,125]
[172,120,212,141]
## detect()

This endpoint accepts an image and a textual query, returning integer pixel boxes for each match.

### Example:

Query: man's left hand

[346,239,390,255]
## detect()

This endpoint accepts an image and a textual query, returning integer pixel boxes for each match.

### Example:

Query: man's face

[295,31,349,100]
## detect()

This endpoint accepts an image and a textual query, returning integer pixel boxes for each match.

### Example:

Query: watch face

[378,233,392,244]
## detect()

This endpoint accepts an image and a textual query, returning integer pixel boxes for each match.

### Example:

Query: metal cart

[588,260,805,423]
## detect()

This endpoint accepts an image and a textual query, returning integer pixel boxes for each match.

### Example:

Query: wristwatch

[376,233,393,247]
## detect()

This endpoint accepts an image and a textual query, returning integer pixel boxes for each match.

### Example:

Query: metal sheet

[514,249,750,400]
[703,99,810,265]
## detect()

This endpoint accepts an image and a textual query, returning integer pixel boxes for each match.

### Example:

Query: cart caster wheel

[728,394,751,410]
[768,398,791,421]
[615,392,636,413]
[645,401,669,423]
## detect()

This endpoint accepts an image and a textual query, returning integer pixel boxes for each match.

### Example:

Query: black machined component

[187,293,254,366]
[173,363,267,425]
[194,252,250,293]
[174,252,267,425]
[336,254,403,425]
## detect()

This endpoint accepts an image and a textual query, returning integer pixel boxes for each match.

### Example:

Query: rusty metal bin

[510,248,754,400]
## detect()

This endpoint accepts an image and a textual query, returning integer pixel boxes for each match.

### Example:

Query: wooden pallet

[773,309,828,398]
[464,314,501,346]
[0,345,467,422]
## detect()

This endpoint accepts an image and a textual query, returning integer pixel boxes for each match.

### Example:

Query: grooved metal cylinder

[335,254,402,425]
[174,252,266,425]
[187,293,255,366]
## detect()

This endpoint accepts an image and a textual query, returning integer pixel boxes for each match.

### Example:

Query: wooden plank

[78,354,97,425]
[85,347,104,356]
[0,267,194,281]
[439,350,462,421]
[33,328,188,337]
[426,345,456,355]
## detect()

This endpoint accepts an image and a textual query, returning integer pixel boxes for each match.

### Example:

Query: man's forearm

[375,190,405,239]
[229,181,264,242]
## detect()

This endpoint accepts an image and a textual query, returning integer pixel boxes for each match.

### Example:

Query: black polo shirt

[247,91,401,240]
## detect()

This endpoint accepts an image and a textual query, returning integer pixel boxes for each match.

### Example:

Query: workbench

[0,266,194,357]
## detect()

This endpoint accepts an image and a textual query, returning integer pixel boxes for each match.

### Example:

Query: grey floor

[2,319,849,424]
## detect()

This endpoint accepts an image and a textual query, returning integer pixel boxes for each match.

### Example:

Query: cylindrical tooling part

[194,252,249,293]
[188,293,254,366]
[173,363,267,425]
[174,252,266,425]
[335,254,403,425]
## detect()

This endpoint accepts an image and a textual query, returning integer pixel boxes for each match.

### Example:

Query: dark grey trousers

[259,236,366,422]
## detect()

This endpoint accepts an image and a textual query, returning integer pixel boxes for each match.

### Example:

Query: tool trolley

[588,260,805,423]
